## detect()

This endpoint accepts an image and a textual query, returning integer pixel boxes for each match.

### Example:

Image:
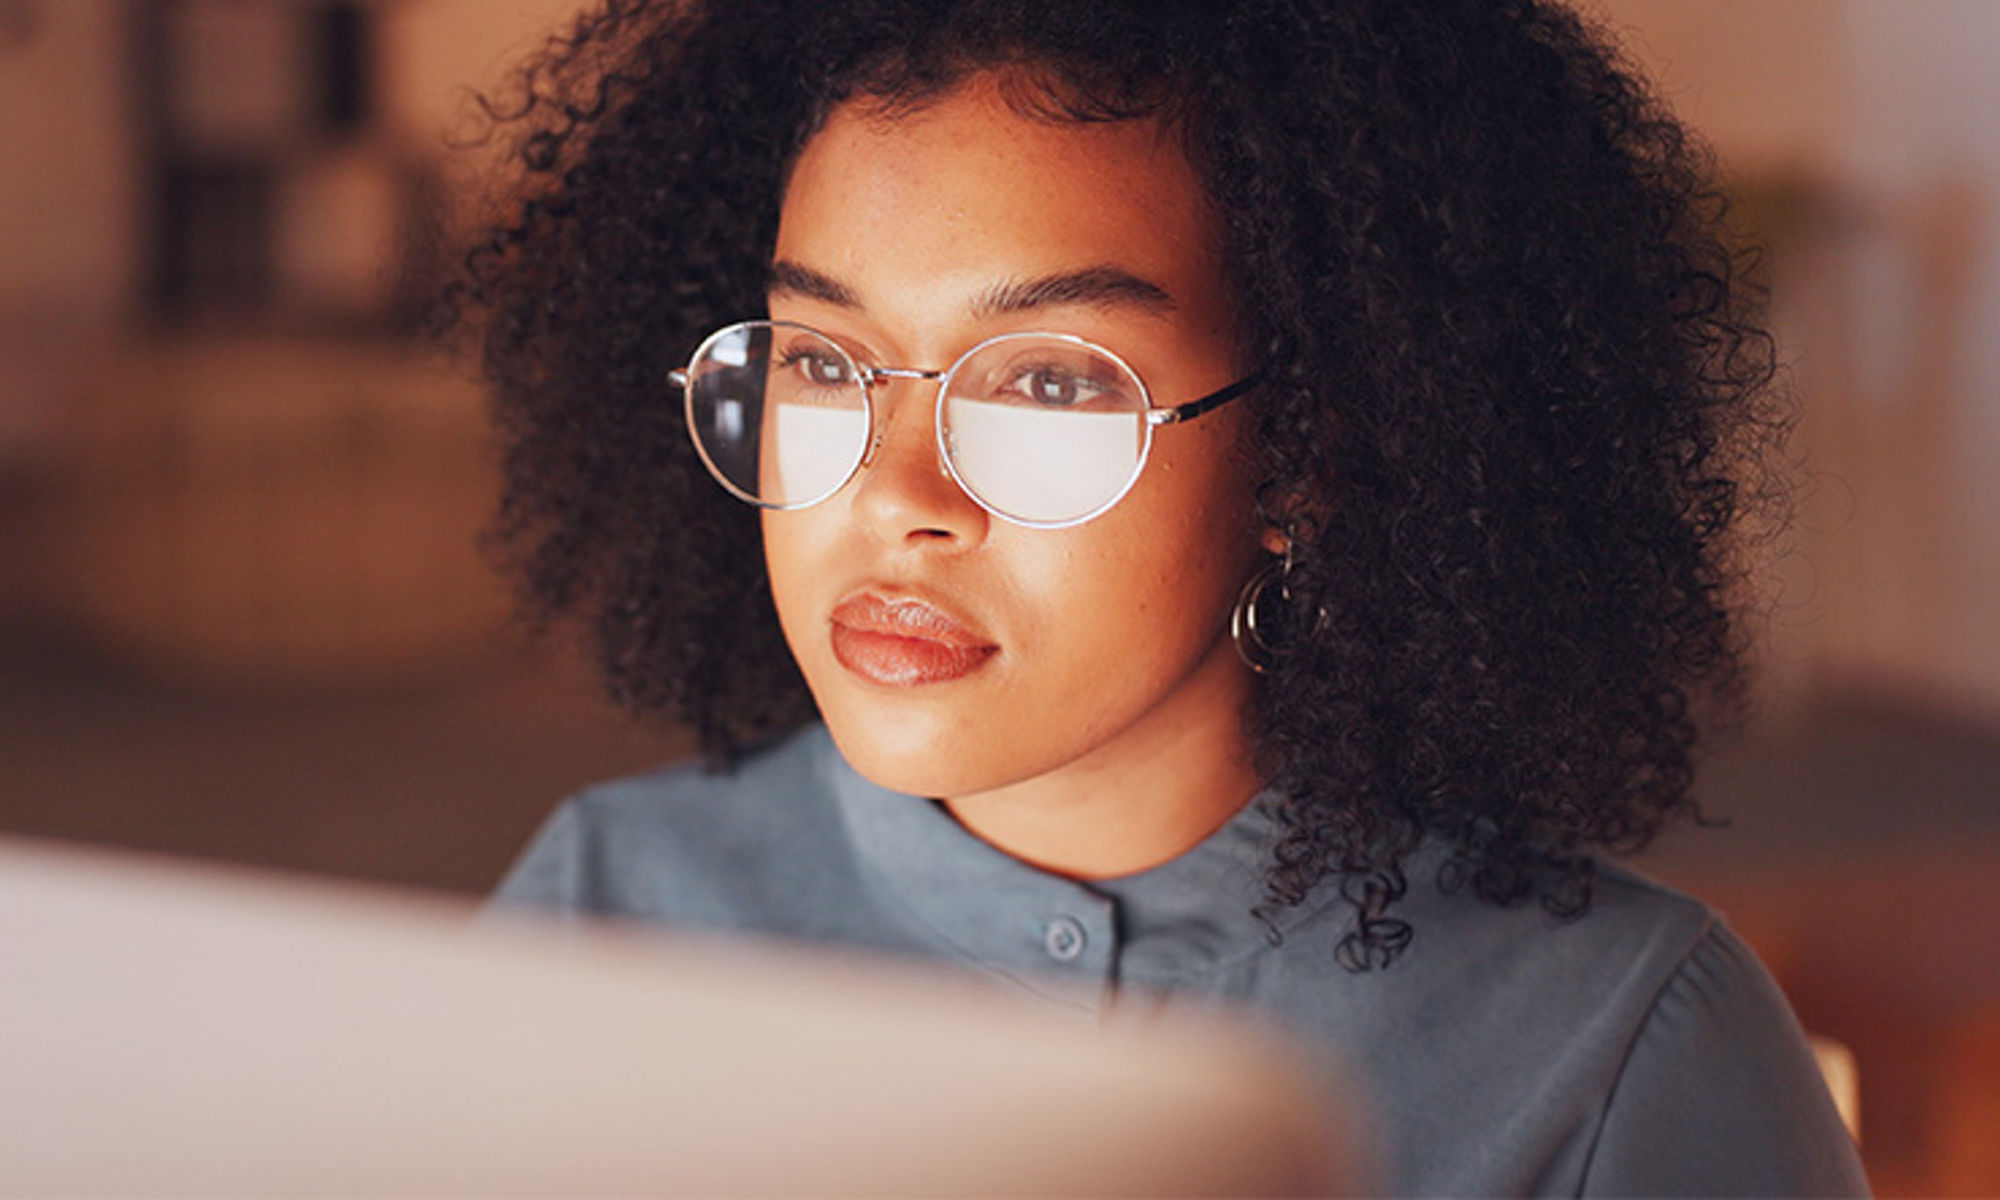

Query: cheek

[1140,430,1265,583]
[759,512,824,652]
[1018,469,1254,671]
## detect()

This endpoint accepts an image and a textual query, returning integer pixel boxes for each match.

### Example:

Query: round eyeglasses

[672,320,1257,528]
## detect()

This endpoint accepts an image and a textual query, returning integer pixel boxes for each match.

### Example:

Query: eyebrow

[972,267,1177,318]
[768,260,859,308]
[767,260,1178,319]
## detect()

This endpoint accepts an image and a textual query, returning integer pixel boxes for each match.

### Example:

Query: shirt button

[1043,916,1087,962]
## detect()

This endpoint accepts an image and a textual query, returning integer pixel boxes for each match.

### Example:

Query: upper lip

[829,590,995,649]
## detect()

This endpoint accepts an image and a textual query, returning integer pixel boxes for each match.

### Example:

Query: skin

[762,74,1272,879]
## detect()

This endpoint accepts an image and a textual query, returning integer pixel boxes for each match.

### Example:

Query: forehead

[774,75,1228,324]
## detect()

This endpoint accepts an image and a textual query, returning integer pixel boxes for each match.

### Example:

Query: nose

[848,378,990,547]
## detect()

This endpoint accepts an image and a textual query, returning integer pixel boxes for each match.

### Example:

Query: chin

[816,700,1018,801]
[823,715,969,799]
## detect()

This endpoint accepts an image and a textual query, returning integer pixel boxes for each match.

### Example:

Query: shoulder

[1356,856,1723,1019]
[1275,858,1865,1194]
[1575,866,1869,1195]
[488,724,855,927]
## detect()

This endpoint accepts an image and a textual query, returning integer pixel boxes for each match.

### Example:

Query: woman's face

[763,75,1268,832]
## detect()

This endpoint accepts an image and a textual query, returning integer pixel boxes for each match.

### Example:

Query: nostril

[848,430,990,543]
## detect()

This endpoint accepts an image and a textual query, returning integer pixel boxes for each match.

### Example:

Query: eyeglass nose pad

[853,369,936,472]
[852,365,884,470]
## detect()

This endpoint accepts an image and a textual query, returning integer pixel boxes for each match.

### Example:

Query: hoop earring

[1230,550,1329,674]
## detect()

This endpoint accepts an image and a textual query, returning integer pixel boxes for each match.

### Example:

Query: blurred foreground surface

[0,836,1345,1196]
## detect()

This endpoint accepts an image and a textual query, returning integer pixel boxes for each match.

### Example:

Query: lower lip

[830,625,997,686]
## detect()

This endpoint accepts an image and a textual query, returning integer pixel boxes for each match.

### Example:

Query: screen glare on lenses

[940,337,1149,525]
[685,323,868,508]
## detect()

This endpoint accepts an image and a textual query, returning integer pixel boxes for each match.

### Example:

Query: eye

[1006,364,1107,408]
[778,347,854,387]
[1028,367,1080,406]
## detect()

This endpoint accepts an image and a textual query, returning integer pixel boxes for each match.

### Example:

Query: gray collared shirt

[493,723,1867,1196]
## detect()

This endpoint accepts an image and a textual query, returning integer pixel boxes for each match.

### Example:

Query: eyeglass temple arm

[1149,374,1261,426]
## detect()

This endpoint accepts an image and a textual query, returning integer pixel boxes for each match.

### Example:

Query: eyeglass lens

[683,322,1152,526]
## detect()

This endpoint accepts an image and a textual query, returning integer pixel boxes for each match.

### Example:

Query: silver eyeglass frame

[670,319,1259,529]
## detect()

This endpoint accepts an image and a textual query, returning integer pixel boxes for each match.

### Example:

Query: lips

[829,592,998,687]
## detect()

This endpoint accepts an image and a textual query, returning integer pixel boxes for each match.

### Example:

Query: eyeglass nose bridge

[862,365,946,384]
[852,363,949,468]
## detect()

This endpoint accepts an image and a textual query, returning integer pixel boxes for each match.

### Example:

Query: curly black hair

[453,0,1780,969]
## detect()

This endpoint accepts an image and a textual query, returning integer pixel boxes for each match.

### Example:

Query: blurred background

[0,0,1994,1192]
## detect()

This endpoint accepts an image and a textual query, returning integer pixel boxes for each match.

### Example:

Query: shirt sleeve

[1579,923,1870,1197]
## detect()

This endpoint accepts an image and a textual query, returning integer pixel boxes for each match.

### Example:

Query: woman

[463,0,1867,1192]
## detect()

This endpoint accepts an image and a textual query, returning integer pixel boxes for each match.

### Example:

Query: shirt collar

[812,725,1338,995]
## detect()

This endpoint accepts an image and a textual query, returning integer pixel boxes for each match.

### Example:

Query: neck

[939,637,1263,879]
